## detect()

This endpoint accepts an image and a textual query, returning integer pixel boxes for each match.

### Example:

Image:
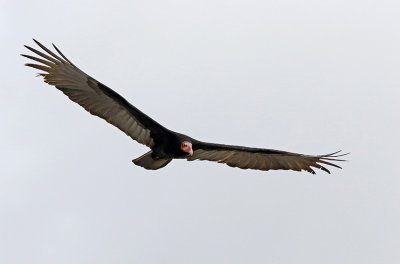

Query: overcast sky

[1,0,399,263]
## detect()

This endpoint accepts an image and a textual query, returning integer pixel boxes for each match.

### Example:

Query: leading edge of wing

[189,141,349,174]
[22,39,170,145]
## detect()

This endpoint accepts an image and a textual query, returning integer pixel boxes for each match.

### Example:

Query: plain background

[1,0,399,263]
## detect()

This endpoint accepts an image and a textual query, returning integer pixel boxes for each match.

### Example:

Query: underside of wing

[188,142,348,174]
[22,39,168,147]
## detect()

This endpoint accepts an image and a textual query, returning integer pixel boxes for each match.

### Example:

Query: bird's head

[181,141,193,156]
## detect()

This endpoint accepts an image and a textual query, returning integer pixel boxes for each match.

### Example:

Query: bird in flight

[22,39,347,174]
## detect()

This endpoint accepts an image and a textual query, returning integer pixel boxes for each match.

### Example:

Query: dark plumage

[22,39,348,174]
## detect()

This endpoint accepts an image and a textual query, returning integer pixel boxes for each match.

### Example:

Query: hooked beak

[187,144,193,156]
[182,141,194,156]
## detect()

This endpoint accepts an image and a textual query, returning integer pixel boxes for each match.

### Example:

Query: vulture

[22,39,347,174]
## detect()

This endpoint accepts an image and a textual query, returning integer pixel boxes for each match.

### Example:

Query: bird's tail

[132,151,172,170]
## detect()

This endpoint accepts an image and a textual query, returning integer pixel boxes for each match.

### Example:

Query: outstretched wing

[188,141,347,174]
[22,39,169,147]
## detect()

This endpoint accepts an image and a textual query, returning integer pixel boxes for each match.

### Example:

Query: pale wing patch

[188,148,346,174]
[23,40,154,147]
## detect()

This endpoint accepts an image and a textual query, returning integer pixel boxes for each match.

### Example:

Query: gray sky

[1,0,399,263]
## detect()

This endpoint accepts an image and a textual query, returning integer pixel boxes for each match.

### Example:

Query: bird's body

[23,40,347,174]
